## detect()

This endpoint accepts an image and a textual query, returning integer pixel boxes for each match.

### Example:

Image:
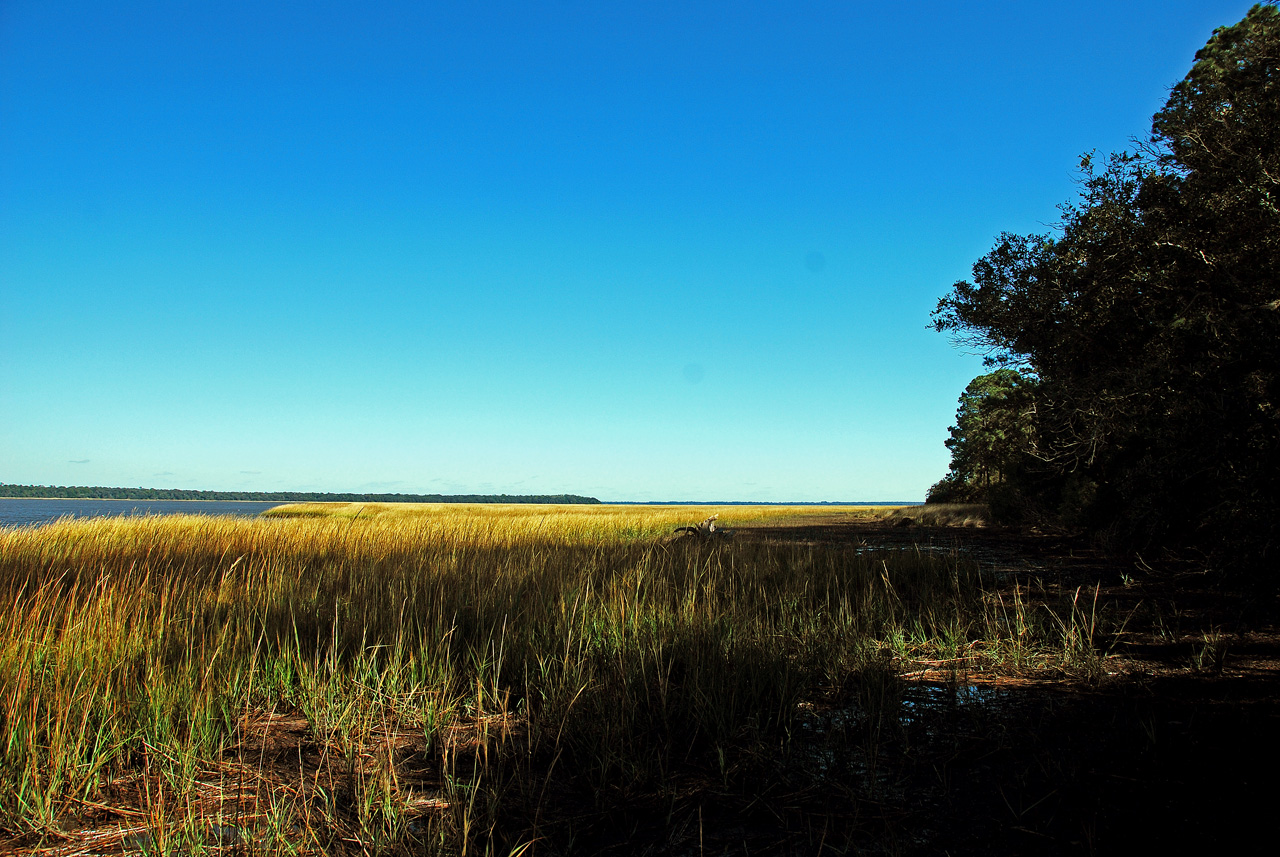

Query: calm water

[0,498,285,528]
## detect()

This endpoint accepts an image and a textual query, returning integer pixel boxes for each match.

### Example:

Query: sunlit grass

[261,500,899,531]
[880,502,990,527]
[0,504,1105,853]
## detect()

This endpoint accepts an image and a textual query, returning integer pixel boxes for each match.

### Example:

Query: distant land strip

[0,484,601,504]
[626,500,918,506]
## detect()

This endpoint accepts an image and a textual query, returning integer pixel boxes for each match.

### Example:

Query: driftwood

[673,514,732,540]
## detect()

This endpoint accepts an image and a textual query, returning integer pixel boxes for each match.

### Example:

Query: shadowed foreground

[1,504,1275,854]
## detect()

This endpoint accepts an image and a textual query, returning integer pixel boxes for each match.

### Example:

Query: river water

[0,498,285,527]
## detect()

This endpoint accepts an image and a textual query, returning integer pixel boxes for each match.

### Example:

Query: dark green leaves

[931,4,1280,565]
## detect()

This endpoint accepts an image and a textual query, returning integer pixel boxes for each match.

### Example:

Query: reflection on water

[0,498,284,527]
[900,682,1014,722]
[793,682,1018,786]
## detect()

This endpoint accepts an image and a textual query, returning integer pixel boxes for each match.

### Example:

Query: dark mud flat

[532,680,1279,856]
[683,518,1280,855]
[889,681,1279,855]
[735,516,1103,580]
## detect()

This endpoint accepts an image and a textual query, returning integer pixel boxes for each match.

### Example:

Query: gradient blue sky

[0,1,1257,501]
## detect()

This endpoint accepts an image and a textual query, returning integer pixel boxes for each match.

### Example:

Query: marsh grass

[880,503,990,528]
[0,505,1113,853]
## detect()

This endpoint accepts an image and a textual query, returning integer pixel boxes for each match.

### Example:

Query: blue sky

[0,0,1258,501]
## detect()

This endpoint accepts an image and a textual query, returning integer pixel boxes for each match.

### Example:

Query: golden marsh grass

[0,503,1104,854]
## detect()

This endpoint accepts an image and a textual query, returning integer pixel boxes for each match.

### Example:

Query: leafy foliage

[927,370,1039,520]
[933,4,1279,566]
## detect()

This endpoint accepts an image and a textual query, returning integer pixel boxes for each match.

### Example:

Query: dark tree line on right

[930,3,1278,577]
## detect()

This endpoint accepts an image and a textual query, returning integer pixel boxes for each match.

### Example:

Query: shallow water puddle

[900,682,1014,721]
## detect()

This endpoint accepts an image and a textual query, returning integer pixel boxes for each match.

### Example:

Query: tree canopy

[932,3,1279,569]
[927,370,1039,512]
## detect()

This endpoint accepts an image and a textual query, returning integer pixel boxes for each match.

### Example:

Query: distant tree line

[0,484,600,504]
[931,4,1278,575]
